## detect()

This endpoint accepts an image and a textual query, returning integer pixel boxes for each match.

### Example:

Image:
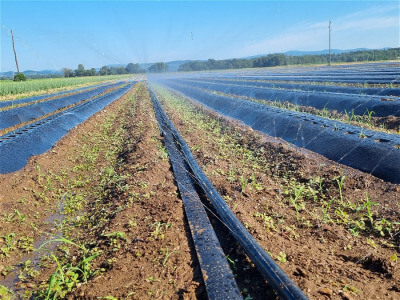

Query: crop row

[0,74,133,98]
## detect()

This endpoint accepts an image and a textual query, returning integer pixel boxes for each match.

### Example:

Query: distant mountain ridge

[0,48,390,77]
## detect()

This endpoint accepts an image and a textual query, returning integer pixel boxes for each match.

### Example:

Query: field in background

[0,74,136,100]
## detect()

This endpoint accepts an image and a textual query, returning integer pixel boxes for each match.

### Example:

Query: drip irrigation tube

[152,91,242,299]
[148,85,308,300]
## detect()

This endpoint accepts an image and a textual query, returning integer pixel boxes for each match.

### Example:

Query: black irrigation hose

[148,85,308,300]
[151,91,242,299]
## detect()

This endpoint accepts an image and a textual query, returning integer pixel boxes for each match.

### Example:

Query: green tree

[148,62,168,73]
[62,68,74,77]
[99,66,109,76]
[75,64,85,77]
[126,63,142,73]
[13,73,27,81]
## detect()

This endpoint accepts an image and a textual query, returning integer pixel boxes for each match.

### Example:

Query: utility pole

[328,21,332,66]
[11,29,20,73]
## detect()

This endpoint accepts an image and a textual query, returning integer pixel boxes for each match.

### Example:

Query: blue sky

[1,0,399,72]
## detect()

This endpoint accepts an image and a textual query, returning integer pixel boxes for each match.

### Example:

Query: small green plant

[103,231,127,251]
[160,247,180,267]
[0,284,15,298]
[157,144,169,159]
[150,221,172,240]
[321,104,329,118]
[366,238,377,249]
[17,236,34,252]
[0,233,16,258]
[344,109,355,122]
[359,128,367,138]
[254,212,276,232]
[14,209,26,224]
[335,174,346,203]
[37,236,100,299]
[239,175,248,193]
[250,173,263,191]
[360,193,379,227]
[364,108,375,125]
[276,251,287,263]
[227,165,236,183]
[288,182,306,217]
[320,198,335,223]
[226,255,237,270]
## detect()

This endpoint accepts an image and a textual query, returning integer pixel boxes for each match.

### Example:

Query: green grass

[0,74,134,99]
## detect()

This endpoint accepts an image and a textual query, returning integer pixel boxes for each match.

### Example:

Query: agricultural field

[0,74,137,100]
[0,63,400,299]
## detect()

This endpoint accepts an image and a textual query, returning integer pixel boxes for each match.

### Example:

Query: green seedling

[364,108,375,125]
[335,174,346,203]
[254,212,276,232]
[161,247,180,267]
[37,236,100,299]
[14,209,26,224]
[0,285,15,299]
[226,255,237,270]
[250,173,263,191]
[150,221,172,240]
[320,198,335,223]
[359,193,379,227]
[344,109,355,122]
[157,144,169,159]
[103,231,127,251]
[0,233,16,258]
[239,175,248,193]
[276,251,287,263]
[289,183,306,217]
[359,128,367,138]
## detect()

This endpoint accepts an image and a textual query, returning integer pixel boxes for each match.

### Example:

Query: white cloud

[240,3,399,56]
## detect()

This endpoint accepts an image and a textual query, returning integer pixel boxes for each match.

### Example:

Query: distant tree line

[62,63,144,78]
[147,62,169,73]
[178,48,400,72]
